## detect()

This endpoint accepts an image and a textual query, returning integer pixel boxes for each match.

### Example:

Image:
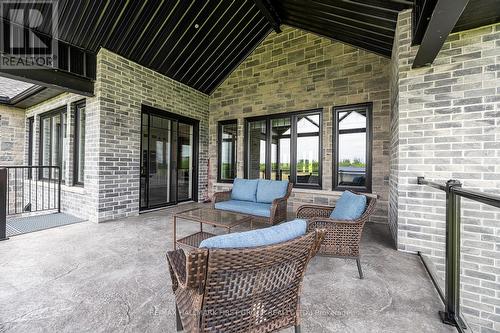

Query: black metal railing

[0,166,61,241]
[417,176,500,332]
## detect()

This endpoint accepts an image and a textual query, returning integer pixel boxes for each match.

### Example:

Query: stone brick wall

[96,49,209,222]
[209,26,391,223]
[391,10,500,332]
[0,104,25,165]
[0,105,26,214]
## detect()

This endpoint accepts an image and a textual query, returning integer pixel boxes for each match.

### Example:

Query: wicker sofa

[213,179,293,225]
[166,229,325,333]
[296,191,377,279]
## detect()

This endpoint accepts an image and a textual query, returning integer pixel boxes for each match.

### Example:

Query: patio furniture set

[168,178,376,333]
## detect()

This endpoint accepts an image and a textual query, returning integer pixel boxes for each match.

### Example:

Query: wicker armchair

[166,230,325,333]
[212,182,293,225]
[296,192,377,279]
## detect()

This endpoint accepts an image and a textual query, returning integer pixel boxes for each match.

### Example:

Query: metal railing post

[440,179,462,327]
[0,168,8,241]
[58,166,61,213]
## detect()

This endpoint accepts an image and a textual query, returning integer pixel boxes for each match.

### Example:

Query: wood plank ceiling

[1,0,498,95]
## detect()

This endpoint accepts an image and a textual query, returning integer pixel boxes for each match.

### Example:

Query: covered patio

[0,0,499,332]
[0,203,452,333]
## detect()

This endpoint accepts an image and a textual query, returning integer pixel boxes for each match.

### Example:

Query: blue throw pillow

[256,179,289,203]
[231,178,259,202]
[330,191,367,221]
[199,219,307,249]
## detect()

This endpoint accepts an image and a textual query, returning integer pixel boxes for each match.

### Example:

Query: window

[74,101,86,185]
[217,120,237,182]
[39,107,67,180]
[245,110,322,188]
[333,103,372,192]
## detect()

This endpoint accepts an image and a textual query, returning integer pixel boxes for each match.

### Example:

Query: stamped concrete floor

[0,203,456,333]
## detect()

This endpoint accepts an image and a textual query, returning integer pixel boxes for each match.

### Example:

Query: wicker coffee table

[173,207,252,249]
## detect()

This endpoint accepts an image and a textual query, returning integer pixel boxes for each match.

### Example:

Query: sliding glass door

[140,106,198,210]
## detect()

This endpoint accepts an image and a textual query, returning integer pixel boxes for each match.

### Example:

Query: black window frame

[217,119,238,183]
[244,109,323,189]
[73,100,86,186]
[39,106,67,181]
[332,102,373,193]
[27,117,34,179]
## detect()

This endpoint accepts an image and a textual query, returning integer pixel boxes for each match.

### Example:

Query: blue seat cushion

[256,179,289,203]
[215,200,271,217]
[231,178,258,202]
[199,219,307,249]
[330,191,367,221]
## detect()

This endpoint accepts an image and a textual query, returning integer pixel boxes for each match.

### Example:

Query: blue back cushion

[330,191,367,221]
[199,219,307,249]
[231,178,258,202]
[256,179,289,203]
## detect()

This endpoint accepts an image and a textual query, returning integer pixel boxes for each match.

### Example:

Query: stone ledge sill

[61,184,87,195]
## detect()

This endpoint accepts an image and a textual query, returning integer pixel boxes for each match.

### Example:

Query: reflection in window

[246,110,322,188]
[296,114,320,186]
[178,122,193,201]
[218,121,237,182]
[334,104,372,191]
[247,120,267,179]
[271,118,291,181]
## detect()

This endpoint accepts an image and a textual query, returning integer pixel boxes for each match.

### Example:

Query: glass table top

[174,208,252,228]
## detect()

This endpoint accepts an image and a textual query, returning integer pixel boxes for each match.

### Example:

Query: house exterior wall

[14,49,209,222]
[0,104,25,165]
[209,26,391,221]
[391,10,500,332]
[96,49,209,222]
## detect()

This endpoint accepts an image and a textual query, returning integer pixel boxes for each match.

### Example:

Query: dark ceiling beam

[412,0,470,68]
[411,0,437,45]
[254,0,282,33]
[0,66,94,96]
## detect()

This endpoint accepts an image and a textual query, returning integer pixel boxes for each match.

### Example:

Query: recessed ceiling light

[194,24,199,29]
